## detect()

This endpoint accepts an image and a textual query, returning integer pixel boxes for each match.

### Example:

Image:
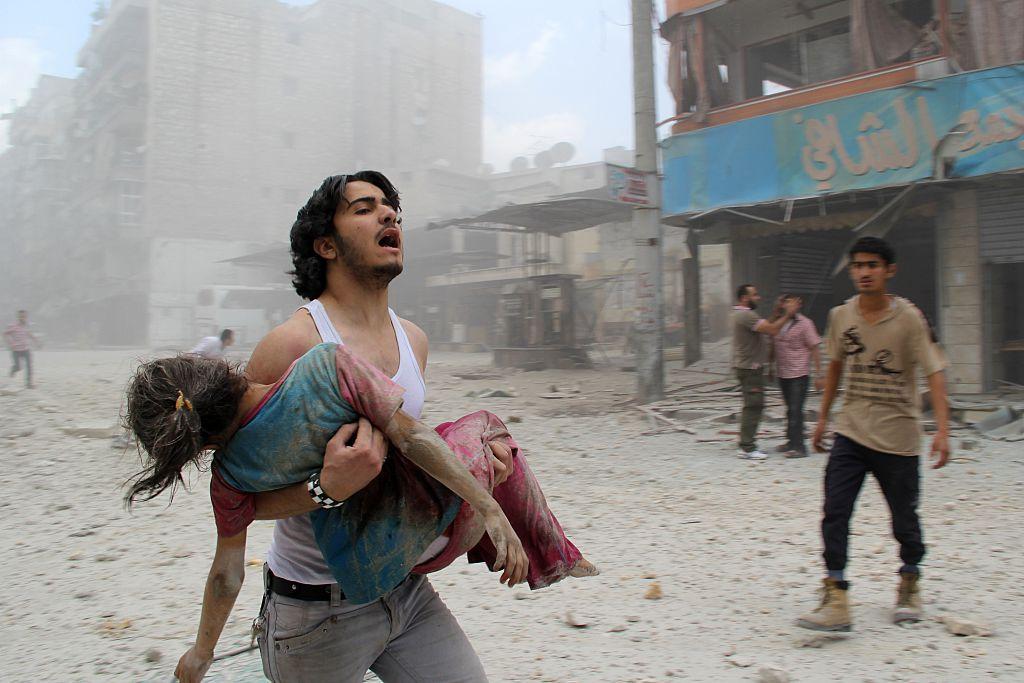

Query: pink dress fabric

[411,411,583,590]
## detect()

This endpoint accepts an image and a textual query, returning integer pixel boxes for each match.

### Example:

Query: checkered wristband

[307,472,345,509]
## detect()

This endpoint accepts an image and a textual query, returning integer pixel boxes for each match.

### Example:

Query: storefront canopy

[426,196,633,236]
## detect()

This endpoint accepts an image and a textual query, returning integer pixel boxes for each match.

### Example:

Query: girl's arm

[383,410,529,586]
[174,530,247,683]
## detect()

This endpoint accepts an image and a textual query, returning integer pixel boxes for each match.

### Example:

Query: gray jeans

[258,572,488,682]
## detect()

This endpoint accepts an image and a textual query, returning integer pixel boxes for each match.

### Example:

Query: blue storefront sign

[661,63,1024,217]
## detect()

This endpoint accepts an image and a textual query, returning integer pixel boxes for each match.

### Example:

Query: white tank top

[265,300,442,584]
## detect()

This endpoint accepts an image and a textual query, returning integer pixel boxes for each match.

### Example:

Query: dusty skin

[0,347,1022,682]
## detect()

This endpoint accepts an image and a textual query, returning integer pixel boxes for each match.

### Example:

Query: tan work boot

[796,578,852,631]
[893,571,922,624]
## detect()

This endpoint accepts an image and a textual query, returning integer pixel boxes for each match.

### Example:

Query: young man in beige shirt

[798,237,950,632]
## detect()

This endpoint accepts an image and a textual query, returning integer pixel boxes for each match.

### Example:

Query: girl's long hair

[123,355,247,507]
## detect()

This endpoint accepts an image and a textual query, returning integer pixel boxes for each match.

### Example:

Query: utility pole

[631,0,664,403]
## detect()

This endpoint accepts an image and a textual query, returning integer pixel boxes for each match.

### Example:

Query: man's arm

[812,359,844,452]
[926,370,951,469]
[174,530,247,683]
[753,299,800,337]
[753,314,791,337]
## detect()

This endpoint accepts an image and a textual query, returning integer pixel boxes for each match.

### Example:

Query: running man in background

[4,309,40,389]
[190,329,234,359]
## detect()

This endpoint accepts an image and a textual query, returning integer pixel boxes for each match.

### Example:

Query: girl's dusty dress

[215,342,590,604]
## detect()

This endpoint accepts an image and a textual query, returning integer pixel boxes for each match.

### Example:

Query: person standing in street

[4,309,40,389]
[732,285,798,460]
[798,236,950,632]
[771,295,822,458]
[189,328,234,359]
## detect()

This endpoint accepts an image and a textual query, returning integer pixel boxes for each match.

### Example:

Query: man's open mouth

[377,229,401,249]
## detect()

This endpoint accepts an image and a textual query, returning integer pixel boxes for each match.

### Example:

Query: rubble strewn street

[1,347,1021,682]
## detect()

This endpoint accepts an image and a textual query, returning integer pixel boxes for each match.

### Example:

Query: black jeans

[822,434,924,572]
[778,375,809,453]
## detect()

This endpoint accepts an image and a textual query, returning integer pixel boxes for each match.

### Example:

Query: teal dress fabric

[214,343,461,604]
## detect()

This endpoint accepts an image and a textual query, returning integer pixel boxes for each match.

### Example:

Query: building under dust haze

[0,0,482,347]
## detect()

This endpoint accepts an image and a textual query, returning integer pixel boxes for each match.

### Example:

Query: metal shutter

[979,186,1024,264]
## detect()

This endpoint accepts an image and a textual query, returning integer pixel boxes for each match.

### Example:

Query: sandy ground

[1,347,1022,682]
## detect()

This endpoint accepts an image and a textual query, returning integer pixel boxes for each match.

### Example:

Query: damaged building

[0,0,483,348]
[660,0,1024,392]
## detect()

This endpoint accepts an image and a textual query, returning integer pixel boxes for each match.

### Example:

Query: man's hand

[812,419,830,453]
[783,298,800,317]
[320,418,388,501]
[174,646,213,683]
[930,431,950,469]
[814,376,825,392]
[487,440,514,487]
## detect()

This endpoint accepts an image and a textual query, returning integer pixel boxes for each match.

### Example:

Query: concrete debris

[464,388,518,399]
[60,423,121,439]
[1,427,35,439]
[727,654,755,668]
[564,611,590,628]
[643,582,663,600]
[938,615,993,637]
[758,664,791,683]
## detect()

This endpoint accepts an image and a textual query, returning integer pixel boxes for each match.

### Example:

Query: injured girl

[123,342,597,679]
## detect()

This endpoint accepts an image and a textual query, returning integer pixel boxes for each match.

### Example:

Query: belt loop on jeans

[330,582,342,607]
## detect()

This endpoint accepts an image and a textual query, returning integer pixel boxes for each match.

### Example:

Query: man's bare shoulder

[246,310,321,383]
[399,317,428,373]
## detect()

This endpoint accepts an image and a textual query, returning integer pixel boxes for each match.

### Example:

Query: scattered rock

[758,664,790,683]
[797,633,845,648]
[98,618,133,633]
[143,648,162,663]
[939,616,992,637]
[564,611,588,628]
[59,424,120,439]
[608,623,627,633]
[506,415,522,424]
[727,654,754,668]
[643,582,663,600]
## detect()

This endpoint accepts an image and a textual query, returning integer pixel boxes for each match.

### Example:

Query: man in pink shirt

[4,310,40,389]
[771,295,822,457]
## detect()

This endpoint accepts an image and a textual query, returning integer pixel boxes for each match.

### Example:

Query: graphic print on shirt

[841,326,906,403]
[841,327,866,358]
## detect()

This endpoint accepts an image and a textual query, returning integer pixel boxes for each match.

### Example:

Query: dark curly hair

[289,171,401,300]
[123,355,248,506]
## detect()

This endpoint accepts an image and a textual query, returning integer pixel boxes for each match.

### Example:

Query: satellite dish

[550,141,575,164]
[509,156,529,172]
[534,150,553,169]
